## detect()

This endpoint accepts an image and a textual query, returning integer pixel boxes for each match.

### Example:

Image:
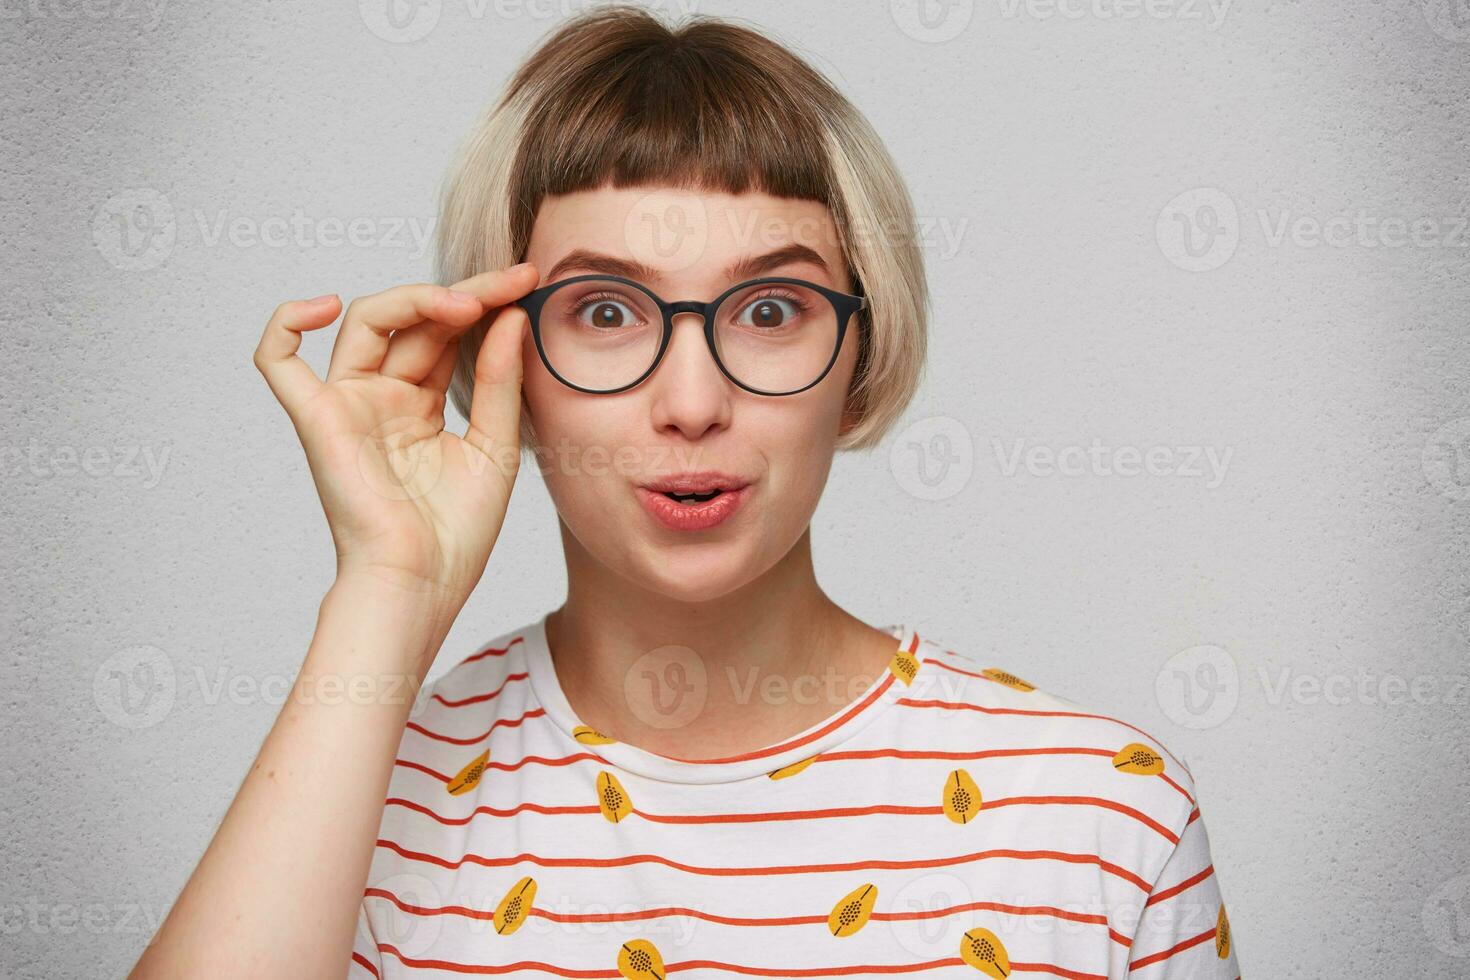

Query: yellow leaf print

[828,883,877,936]
[943,769,983,823]
[445,749,489,796]
[492,876,536,935]
[888,647,920,686]
[596,770,634,822]
[1112,743,1165,776]
[573,725,616,745]
[1216,903,1231,958]
[617,938,665,980]
[981,668,1034,692]
[960,926,1011,977]
[768,755,818,780]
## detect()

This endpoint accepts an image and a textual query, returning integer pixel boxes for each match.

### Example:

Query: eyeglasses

[514,274,867,396]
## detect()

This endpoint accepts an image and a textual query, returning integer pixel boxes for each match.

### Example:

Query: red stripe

[394,745,1125,783]
[406,707,546,746]
[1010,964,1107,980]
[820,746,1117,764]
[981,796,1178,844]
[387,796,600,822]
[383,793,1174,843]
[375,838,1153,891]
[393,750,602,784]
[392,758,449,782]
[432,671,529,707]
[897,693,1191,779]
[457,635,524,666]
[366,884,1121,939]
[648,631,921,765]
[350,950,380,977]
[1144,865,1214,908]
[1128,926,1217,970]
[1159,773,1195,805]
[377,944,1104,978]
[379,945,608,977]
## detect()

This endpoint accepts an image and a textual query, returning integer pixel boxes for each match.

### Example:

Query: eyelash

[570,288,813,322]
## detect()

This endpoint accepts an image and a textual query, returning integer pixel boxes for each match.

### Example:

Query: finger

[379,320,465,385]
[254,295,339,417]
[423,336,461,396]
[464,304,528,462]
[325,283,483,383]
[447,261,540,308]
[379,262,541,389]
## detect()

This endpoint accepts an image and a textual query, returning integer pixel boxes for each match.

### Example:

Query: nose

[645,310,733,440]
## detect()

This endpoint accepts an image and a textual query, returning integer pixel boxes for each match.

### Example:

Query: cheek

[518,339,634,508]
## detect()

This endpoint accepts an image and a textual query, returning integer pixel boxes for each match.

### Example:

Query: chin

[629,541,762,604]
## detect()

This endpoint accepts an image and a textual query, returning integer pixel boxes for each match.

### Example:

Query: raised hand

[252,262,540,604]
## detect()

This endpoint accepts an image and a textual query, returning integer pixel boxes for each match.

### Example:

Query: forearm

[130,576,466,979]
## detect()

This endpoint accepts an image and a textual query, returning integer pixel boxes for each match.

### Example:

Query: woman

[131,6,1238,979]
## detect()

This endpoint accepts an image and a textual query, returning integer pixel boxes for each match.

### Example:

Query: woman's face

[520,184,862,603]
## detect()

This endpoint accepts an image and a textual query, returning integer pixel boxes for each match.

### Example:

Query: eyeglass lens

[535,278,841,393]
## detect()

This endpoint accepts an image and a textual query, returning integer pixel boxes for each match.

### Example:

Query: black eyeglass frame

[513,273,867,396]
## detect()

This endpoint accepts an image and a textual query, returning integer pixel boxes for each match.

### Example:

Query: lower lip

[635,485,751,531]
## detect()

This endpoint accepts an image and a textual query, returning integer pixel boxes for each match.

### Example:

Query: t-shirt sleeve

[348,899,383,978]
[1126,807,1241,977]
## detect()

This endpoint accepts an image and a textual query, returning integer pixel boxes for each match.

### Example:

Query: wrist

[332,563,475,607]
[314,574,469,678]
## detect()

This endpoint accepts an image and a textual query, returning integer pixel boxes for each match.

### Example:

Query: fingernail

[307,293,336,305]
[449,289,477,302]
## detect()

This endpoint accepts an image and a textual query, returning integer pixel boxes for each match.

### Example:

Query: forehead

[526,184,845,287]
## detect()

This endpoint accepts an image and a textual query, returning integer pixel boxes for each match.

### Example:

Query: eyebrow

[542,243,832,290]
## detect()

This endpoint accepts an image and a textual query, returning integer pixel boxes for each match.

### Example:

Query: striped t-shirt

[351,615,1241,979]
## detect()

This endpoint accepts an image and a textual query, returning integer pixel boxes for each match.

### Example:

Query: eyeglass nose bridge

[649,300,721,382]
[664,299,713,320]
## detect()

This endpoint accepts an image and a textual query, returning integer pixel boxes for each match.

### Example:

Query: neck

[543,523,899,760]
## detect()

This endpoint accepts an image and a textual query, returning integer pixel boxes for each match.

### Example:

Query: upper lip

[640,471,751,495]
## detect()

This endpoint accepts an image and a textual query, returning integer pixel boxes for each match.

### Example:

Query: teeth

[665,489,722,503]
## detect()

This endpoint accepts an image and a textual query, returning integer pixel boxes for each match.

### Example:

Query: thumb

[463,304,527,467]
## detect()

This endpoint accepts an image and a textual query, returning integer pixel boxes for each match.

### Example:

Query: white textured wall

[3,1,1468,976]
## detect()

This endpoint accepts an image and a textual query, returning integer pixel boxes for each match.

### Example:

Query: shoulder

[908,636,1203,849]
[414,619,538,716]
[381,619,546,805]
[394,619,543,765]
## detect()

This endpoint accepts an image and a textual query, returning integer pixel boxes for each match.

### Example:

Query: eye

[733,291,808,329]
[572,292,645,330]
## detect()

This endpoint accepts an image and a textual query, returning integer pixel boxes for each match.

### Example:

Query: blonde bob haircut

[436,3,927,452]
